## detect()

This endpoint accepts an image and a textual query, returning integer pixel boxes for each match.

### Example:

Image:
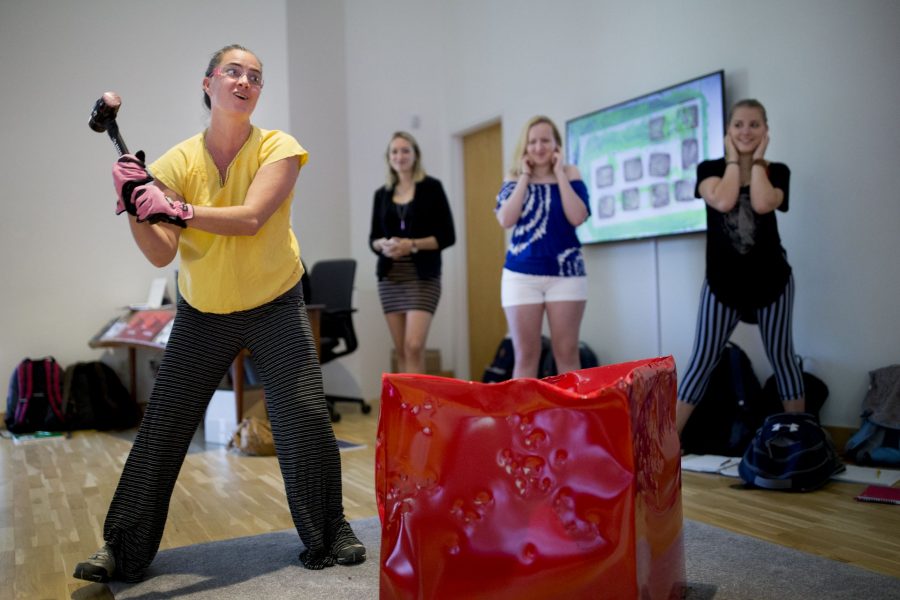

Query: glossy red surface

[376,356,684,600]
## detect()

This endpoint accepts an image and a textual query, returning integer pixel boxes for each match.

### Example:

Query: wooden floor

[3,402,899,599]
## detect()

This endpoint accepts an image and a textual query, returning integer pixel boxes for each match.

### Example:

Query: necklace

[395,202,410,231]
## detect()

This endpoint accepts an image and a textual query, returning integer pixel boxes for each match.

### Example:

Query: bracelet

[410,239,419,254]
[752,158,768,168]
[725,160,739,166]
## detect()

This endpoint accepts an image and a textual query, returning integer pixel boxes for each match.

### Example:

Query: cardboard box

[241,388,268,421]
[390,349,443,375]
[203,388,267,445]
[204,390,237,445]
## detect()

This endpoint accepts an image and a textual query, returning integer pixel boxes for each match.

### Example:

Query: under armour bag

[681,342,780,456]
[739,412,845,491]
[5,357,66,433]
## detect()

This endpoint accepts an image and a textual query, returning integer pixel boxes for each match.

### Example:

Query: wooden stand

[90,305,323,423]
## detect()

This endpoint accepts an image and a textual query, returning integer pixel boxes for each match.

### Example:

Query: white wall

[2,1,898,429]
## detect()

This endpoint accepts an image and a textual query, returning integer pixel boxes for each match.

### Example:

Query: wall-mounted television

[566,70,725,245]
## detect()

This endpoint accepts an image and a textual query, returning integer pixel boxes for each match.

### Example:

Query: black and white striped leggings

[103,283,347,581]
[678,276,805,405]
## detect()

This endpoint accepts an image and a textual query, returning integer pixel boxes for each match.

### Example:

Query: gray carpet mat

[102,517,900,599]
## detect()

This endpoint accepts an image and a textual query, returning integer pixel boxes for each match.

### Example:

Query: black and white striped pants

[103,283,346,581]
[678,276,805,405]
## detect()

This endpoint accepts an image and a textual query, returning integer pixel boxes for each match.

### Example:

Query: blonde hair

[728,99,768,125]
[384,131,426,190]
[508,115,563,178]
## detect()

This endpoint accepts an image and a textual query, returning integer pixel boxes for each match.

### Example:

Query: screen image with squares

[566,71,725,244]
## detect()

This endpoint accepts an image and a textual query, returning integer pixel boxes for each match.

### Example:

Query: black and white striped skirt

[377,258,441,314]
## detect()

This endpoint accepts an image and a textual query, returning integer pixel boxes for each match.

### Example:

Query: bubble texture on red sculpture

[375,356,685,600]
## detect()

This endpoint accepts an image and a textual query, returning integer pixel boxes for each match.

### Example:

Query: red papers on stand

[96,309,175,350]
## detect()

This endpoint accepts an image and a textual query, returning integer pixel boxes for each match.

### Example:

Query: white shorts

[501,268,588,307]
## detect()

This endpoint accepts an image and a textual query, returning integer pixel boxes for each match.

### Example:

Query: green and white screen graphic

[567,71,725,245]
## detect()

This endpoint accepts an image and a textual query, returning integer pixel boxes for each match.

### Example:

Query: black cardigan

[368,176,456,280]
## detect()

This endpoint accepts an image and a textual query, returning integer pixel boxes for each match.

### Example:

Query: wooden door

[463,122,507,380]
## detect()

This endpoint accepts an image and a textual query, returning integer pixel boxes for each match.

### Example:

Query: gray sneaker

[73,544,116,582]
[335,541,366,565]
[331,521,366,565]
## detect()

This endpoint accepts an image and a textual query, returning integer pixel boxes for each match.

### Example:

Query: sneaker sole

[335,545,367,565]
[73,565,110,583]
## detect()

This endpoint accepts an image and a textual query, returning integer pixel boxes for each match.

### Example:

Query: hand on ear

[753,135,770,160]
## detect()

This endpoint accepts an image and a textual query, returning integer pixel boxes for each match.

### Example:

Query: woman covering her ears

[676,99,805,436]
[495,115,590,379]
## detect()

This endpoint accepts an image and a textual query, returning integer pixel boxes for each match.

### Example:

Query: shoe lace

[90,546,113,562]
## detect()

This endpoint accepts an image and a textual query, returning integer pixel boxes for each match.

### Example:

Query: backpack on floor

[844,365,900,467]
[5,357,66,433]
[539,341,600,378]
[482,337,516,383]
[483,337,598,383]
[845,419,900,467]
[761,364,829,421]
[62,361,141,430]
[681,342,781,456]
[482,336,553,382]
[739,412,845,491]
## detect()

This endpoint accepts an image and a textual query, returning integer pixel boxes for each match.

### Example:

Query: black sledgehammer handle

[89,93,185,227]
[105,119,129,156]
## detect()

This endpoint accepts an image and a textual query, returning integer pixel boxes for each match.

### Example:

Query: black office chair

[308,259,372,422]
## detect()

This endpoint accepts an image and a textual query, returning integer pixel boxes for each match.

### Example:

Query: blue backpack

[844,365,900,467]
[845,419,900,466]
[739,412,845,492]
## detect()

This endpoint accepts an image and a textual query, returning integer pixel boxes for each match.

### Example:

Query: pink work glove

[133,184,193,228]
[112,151,153,216]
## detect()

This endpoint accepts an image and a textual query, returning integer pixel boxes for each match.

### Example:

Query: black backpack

[5,357,66,433]
[680,342,781,456]
[482,337,516,383]
[482,337,598,382]
[739,412,845,491]
[61,361,141,430]
[482,336,553,382]
[761,365,829,421]
[538,341,600,378]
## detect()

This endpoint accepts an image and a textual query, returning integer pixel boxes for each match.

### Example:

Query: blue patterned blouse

[495,179,590,276]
